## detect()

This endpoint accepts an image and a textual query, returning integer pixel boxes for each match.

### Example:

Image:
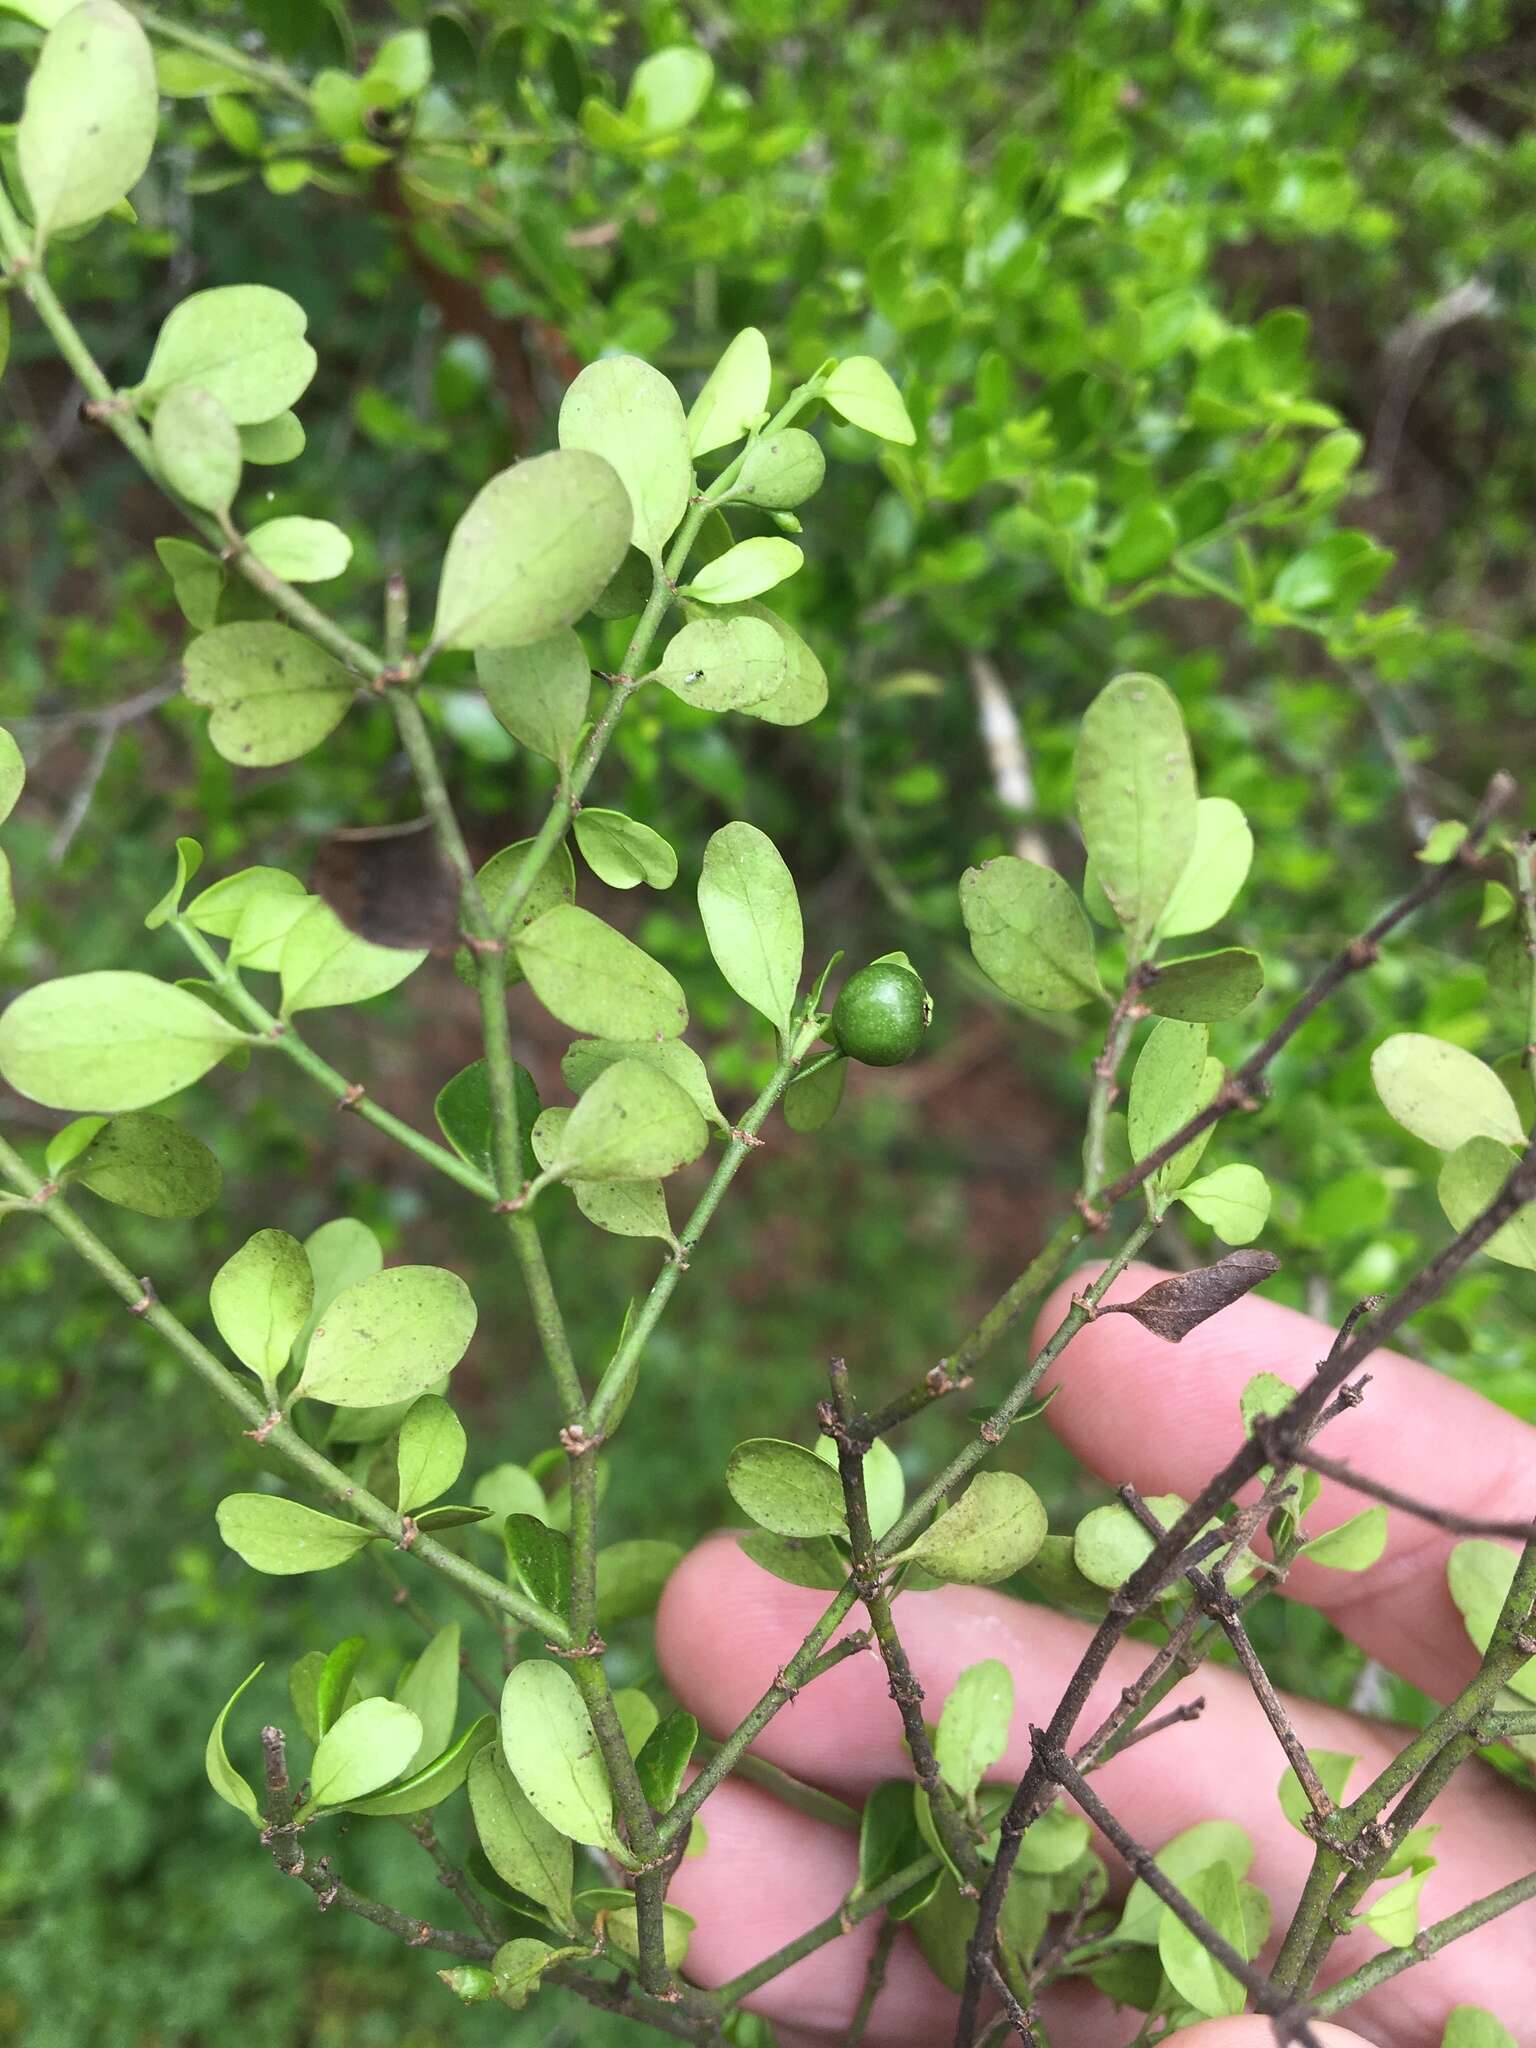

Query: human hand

[656,1269,1536,2047]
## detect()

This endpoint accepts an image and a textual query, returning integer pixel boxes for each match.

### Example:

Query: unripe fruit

[830,960,930,1066]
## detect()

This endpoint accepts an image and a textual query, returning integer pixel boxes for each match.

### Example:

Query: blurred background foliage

[2,0,1536,2040]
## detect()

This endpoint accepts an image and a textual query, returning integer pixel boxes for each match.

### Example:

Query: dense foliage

[2,3,1536,2045]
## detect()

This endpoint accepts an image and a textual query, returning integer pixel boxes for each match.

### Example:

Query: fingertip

[1171,2027,1375,2048]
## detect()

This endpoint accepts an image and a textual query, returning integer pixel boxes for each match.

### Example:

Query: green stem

[0,1132,568,1642]
[1312,1872,1536,2014]
[168,918,492,1199]
[133,5,312,104]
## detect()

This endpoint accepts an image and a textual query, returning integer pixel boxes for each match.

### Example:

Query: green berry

[830,961,930,1067]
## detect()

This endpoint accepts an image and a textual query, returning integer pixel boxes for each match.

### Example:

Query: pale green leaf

[558,356,690,561]
[476,630,590,770]
[240,411,305,464]
[823,355,915,444]
[211,1228,312,1383]
[627,43,713,134]
[204,1662,264,1826]
[500,1661,623,1854]
[1299,1505,1387,1571]
[0,971,245,1111]
[735,428,825,509]
[1075,672,1198,955]
[468,1744,576,1930]
[294,1264,477,1407]
[216,1493,376,1574]
[1115,1821,1254,1943]
[307,1696,422,1810]
[1128,1019,1210,1162]
[470,1463,548,1533]
[433,450,631,649]
[138,286,317,423]
[713,601,828,726]
[738,1529,847,1590]
[698,821,803,1035]
[685,535,803,605]
[1176,1164,1272,1245]
[1146,948,1264,1022]
[1354,1866,1429,1948]
[689,327,771,457]
[574,808,678,890]
[19,0,157,239]
[144,835,204,930]
[346,1713,493,1817]
[0,725,24,825]
[959,857,1103,1010]
[182,622,354,767]
[1277,1750,1357,1833]
[278,898,426,1014]
[899,1472,1047,1585]
[1442,2008,1519,2048]
[1373,1034,1524,1152]
[651,614,788,713]
[561,1036,727,1131]
[186,865,306,951]
[152,383,242,514]
[68,1109,222,1217]
[1074,1494,1187,1591]
[246,516,352,583]
[596,1540,683,1629]
[1438,1138,1536,1273]
[531,1115,673,1239]
[515,903,688,1039]
[1446,1541,1536,1702]
[394,1622,459,1770]
[1159,797,1255,938]
[395,1396,466,1514]
[540,1058,706,1182]
[935,1660,1014,1801]
[726,1438,847,1538]
[813,1432,905,1541]
[454,840,575,990]
[1157,1861,1249,2017]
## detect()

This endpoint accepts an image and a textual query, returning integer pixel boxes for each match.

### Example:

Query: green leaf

[734,428,826,510]
[1417,819,1469,865]
[574,808,678,890]
[182,622,354,767]
[294,1265,477,1407]
[785,1053,846,1132]
[635,1709,698,1812]
[346,1713,494,1817]
[1446,1541,1536,1702]
[1277,1751,1356,1834]
[395,1622,460,1771]
[627,43,713,133]
[596,1539,682,1629]
[475,630,590,770]
[1073,1493,1187,1591]
[652,615,789,713]
[1159,798,1254,938]
[898,1472,1047,1585]
[314,1637,366,1736]
[470,1463,548,1533]
[1442,2009,1519,2048]
[1272,531,1391,612]
[542,1059,707,1183]
[66,1110,222,1217]
[246,516,352,583]
[689,328,771,457]
[306,1696,422,1811]
[959,857,1103,1010]
[738,1529,848,1590]
[1157,1860,1249,2018]
[858,1780,941,1921]
[211,1228,312,1383]
[726,1438,848,1539]
[279,899,426,1014]
[698,821,803,1036]
[216,1493,376,1574]
[557,356,690,562]
[138,286,317,424]
[240,411,305,464]
[152,384,242,514]
[601,1899,694,1972]
[1176,1164,1272,1245]
[1299,429,1364,495]
[1012,1803,1091,1879]
[516,904,688,1039]
[185,865,308,963]
[534,1109,676,1242]
[468,1744,576,1930]
[1128,1020,1211,1163]
[204,1662,264,1826]
[296,1216,382,1364]
[1354,1865,1430,1948]
[455,840,576,990]
[0,971,245,1111]
[144,835,204,930]
[1299,1505,1387,1571]
[813,1433,905,1541]
[561,1036,727,1132]
[433,449,632,649]
[1104,501,1178,580]
[1438,1137,1536,1273]
[1146,948,1264,1021]
[500,1661,623,1855]
[395,1396,466,1515]
[1372,1034,1525,1152]
[504,1514,571,1620]
[0,725,24,825]
[19,0,157,239]
[1075,672,1198,955]
[823,356,916,444]
[685,536,803,605]
[1115,1821,1254,1943]
[717,601,828,726]
[434,1058,540,1185]
[1062,132,1129,211]
[935,1660,1013,1801]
